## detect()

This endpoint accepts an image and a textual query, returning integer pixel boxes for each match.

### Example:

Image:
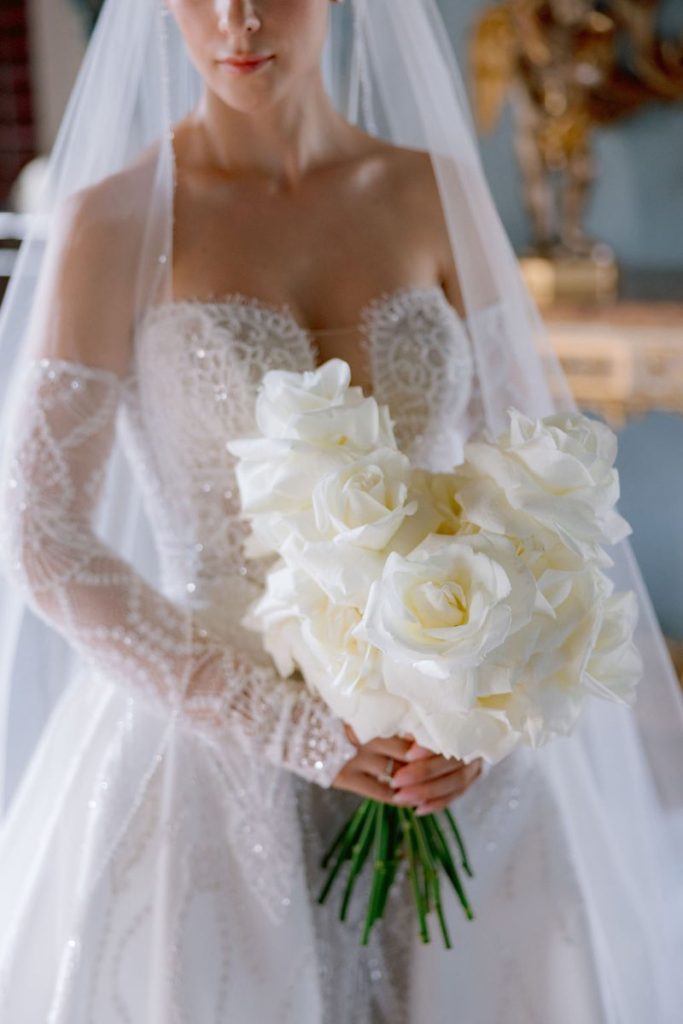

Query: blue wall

[615,413,683,639]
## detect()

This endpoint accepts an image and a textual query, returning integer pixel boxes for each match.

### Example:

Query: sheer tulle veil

[0,0,680,1018]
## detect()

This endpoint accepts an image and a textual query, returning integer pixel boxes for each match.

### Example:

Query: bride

[0,1,680,1021]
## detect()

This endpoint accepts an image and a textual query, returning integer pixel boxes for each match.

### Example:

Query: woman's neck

[189,74,360,190]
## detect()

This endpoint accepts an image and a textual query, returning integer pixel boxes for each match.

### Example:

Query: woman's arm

[0,354,356,784]
[0,181,357,785]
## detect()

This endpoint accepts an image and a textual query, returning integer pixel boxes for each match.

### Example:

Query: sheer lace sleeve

[0,357,357,787]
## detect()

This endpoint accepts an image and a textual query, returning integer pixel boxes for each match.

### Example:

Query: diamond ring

[377,756,394,785]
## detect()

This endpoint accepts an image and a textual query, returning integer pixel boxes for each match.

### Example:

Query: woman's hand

[389,742,484,815]
[330,724,417,802]
[331,723,483,814]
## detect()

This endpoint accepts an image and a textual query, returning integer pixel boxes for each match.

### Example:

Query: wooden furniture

[543,300,683,425]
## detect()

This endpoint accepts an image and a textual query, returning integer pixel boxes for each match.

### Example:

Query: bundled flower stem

[317,800,475,947]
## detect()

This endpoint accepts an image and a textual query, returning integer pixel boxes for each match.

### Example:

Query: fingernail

[388,769,410,788]
[415,805,431,816]
[392,791,416,805]
[405,745,431,761]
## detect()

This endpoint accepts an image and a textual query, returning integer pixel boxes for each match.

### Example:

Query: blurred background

[1,0,682,675]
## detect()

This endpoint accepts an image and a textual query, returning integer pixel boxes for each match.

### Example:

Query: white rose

[254,357,358,438]
[277,531,386,609]
[469,549,637,754]
[226,435,353,519]
[409,467,465,537]
[240,564,306,678]
[242,562,413,738]
[404,703,520,766]
[310,447,417,550]
[225,359,398,528]
[584,590,641,705]
[486,561,608,747]
[457,409,632,556]
[270,452,443,608]
[355,532,538,716]
[252,357,397,452]
[290,395,396,454]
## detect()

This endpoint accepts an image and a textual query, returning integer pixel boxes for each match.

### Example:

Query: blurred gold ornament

[471,0,683,269]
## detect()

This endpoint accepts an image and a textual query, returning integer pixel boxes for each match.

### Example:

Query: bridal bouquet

[225,358,641,947]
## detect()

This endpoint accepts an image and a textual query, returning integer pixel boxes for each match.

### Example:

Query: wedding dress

[0,282,654,1023]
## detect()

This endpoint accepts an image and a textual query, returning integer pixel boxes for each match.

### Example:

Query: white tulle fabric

[0,0,680,1018]
[0,354,355,785]
[0,287,658,1022]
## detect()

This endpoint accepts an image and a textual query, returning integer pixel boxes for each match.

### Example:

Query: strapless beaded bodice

[118,285,474,629]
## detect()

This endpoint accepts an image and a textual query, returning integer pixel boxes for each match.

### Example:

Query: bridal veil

[0,1,680,1019]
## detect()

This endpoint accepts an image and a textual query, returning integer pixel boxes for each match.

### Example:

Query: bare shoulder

[350,137,432,192]
[58,143,158,263]
[384,142,437,186]
[37,145,161,374]
[366,141,465,314]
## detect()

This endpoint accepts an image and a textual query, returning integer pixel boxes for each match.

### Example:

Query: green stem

[321,799,368,870]
[339,801,379,921]
[375,808,401,920]
[316,802,476,950]
[361,803,390,945]
[411,813,452,949]
[426,813,475,922]
[444,807,475,878]
[317,799,370,905]
[399,807,430,944]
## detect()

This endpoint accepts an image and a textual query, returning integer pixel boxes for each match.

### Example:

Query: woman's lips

[218,54,275,74]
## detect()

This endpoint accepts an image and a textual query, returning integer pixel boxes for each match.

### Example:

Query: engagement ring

[378,756,394,785]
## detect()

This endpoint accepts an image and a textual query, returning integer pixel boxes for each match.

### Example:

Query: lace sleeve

[0,357,357,787]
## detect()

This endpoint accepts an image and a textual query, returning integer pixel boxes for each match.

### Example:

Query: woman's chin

[209,70,282,114]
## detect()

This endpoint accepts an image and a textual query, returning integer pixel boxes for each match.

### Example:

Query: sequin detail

[0,289,484,1021]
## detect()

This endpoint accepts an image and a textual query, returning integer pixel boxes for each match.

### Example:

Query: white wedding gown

[0,284,659,1022]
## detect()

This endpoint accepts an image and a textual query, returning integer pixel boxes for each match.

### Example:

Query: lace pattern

[0,287,479,999]
[0,357,357,790]
[360,286,474,467]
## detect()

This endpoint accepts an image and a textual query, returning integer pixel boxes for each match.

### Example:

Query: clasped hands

[331,723,484,815]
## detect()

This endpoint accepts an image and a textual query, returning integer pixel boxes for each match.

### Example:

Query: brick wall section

[0,0,36,207]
